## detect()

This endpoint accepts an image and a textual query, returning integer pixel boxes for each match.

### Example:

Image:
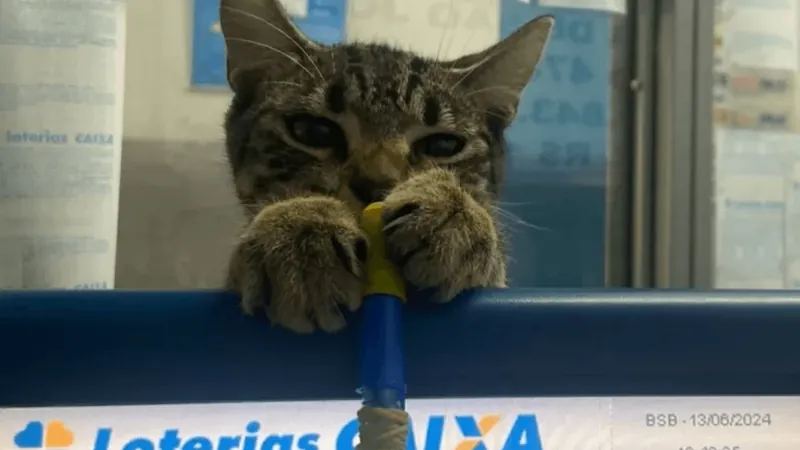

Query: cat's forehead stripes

[319,44,446,128]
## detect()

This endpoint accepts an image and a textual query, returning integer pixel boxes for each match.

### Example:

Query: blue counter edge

[2,288,800,406]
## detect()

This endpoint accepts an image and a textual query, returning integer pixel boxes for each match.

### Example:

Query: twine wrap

[356,406,410,449]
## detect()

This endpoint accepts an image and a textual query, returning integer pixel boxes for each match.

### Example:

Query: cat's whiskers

[447,29,477,65]
[447,43,515,93]
[496,200,542,207]
[464,85,521,101]
[448,65,482,93]
[222,6,325,81]
[491,205,550,232]
[434,0,458,61]
[224,37,317,80]
[263,80,304,88]
[473,108,508,121]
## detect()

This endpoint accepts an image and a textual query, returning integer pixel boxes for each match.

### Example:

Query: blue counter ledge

[1,288,800,407]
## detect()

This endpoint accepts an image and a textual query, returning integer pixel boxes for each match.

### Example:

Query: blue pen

[358,202,407,411]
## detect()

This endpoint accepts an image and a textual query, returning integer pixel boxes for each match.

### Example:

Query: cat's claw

[382,204,417,234]
[226,196,365,333]
[381,169,506,302]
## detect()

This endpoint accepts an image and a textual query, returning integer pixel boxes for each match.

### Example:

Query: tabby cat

[219,0,553,333]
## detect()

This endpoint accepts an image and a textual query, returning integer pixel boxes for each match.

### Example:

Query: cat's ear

[219,0,321,90]
[445,15,554,121]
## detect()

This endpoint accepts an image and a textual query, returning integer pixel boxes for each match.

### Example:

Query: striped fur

[220,0,553,332]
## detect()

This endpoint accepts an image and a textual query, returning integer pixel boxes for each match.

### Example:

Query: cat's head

[220,0,553,216]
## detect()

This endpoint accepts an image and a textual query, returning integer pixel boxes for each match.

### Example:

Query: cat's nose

[349,177,391,205]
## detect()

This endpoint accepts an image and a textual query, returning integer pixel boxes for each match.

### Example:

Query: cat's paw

[226,196,367,333]
[382,169,505,302]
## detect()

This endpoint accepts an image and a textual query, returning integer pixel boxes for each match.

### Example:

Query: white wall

[122,0,500,142]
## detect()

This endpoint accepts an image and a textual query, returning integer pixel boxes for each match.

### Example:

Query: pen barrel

[358,293,406,410]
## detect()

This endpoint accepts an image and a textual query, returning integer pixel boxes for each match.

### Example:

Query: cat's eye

[412,133,466,158]
[285,114,345,149]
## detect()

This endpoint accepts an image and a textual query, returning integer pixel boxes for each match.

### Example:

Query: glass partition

[0,0,632,290]
[501,1,628,287]
[710,0,800,289]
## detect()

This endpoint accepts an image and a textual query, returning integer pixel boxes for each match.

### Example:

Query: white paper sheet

[280,0,309,18]
[539,0,626,14]
[715,0,798,71]
[0,0,127,289]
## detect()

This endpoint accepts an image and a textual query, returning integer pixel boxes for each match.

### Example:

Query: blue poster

[499,0,612,287]
[191,0,347,88]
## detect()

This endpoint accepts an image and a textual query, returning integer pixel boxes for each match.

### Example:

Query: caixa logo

[337,413,544,450]
[15,414,544,450]
[336,414,542,450]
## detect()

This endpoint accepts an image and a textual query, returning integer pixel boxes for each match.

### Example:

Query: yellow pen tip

[362,203,384,227]
[360,202,406,301]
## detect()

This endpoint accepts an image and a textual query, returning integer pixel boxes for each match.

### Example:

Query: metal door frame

[621,0,715,288]
[604,0,643,287]
[691,0,716,289]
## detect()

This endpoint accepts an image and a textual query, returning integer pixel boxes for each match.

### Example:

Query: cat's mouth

[348,177,393,205]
